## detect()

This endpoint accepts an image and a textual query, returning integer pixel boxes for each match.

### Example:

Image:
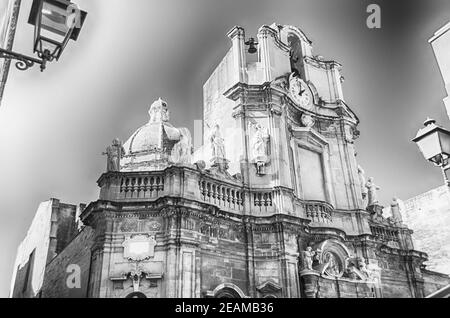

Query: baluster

[156,177,161,194]
[222,187,226,206]
[206,183,211,201]
[201,181,206,200]
[137,178,142,197]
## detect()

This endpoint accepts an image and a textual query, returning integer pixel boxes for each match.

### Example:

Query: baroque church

[11,23,450,298]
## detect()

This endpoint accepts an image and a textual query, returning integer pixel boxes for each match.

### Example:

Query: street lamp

[0,0,86,72]
[413,118,450,184]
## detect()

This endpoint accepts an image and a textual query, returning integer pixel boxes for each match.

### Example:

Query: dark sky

[0,0,449,297]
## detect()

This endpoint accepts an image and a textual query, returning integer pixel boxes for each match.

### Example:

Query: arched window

[215,287,242,298]
[126,292,147,298]
[288,34,303,76]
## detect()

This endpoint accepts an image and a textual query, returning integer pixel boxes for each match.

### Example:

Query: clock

[289,74,313,110]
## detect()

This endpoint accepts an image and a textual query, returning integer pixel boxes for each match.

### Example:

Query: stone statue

[210,124,226,159]
[103,138,125,172]
[357,257,370,278]
[324,252,340,276]
[365,177,380,206]
[302,247,315,270]
[248,122,270,174]
[344,262,359,280]
[390,197,403,225]
[357,165,367,199]
[170,127,192,165]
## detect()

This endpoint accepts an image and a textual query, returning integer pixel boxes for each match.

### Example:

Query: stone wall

[40,226,95,298]
[403,186,450,274]
[422,269,450,297]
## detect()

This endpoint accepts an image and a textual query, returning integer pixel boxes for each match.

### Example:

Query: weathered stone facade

[11,23,450,298]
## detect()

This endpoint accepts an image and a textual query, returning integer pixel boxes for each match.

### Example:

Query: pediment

[291,126,329,148]
[256,280,282,294]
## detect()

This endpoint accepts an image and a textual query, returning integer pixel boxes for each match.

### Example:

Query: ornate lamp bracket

[0,48,47,71]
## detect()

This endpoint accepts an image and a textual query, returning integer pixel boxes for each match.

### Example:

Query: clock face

[289,76,313,110]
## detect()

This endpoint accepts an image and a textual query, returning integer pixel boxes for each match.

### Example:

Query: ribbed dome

[120,98,191,172]
[123,98,180,155]
[123,121,181,155]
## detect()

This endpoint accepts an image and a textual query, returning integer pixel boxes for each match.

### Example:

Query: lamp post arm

[0,48,47,72]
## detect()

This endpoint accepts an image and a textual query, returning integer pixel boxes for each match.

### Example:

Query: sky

[0,0,449,297]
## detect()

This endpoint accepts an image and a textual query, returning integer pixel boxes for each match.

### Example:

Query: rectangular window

[297,146,326,201]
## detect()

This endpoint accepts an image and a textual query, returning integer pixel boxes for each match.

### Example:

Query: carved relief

[144,221,162,232]
[300,114,315,128]
[120,219,139,233]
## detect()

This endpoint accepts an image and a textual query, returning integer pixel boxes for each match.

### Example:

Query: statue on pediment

[365,177,380,206]
[210,124,226,159]
[390,197,403,225]
[302,246,315,270]
[103,138,125,172]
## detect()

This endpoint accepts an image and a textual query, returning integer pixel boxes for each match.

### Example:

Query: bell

[245,38,258,54]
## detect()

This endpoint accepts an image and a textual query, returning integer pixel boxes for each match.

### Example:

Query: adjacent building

[10,23,450,298]
[402,186,450,275]
[430,22,450,121]
[10,199,85,298]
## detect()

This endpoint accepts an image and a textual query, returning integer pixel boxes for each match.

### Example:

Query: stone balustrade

[370,225,399,242]
[303,200,333,224]
[97,167,334,218]
[199,179,244,212]
[119,175,165,199]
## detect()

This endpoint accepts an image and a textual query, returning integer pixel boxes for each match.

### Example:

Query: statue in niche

[248,121,270,175]
[103,138,125,172]
[365,177,381,206]
[210,124,226,159]
[390,197,403,225]
[324,252,341,277]
[357,165,368,199]
[302,247,315,270]
[170,128,192,165]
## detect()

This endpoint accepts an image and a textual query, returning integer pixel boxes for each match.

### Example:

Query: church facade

[11,23,450,298]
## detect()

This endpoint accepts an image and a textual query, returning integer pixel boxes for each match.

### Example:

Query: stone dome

[120,98,192,172]
[123,98,181,155]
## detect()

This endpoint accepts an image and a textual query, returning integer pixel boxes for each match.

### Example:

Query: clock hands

[299,87,306,97]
